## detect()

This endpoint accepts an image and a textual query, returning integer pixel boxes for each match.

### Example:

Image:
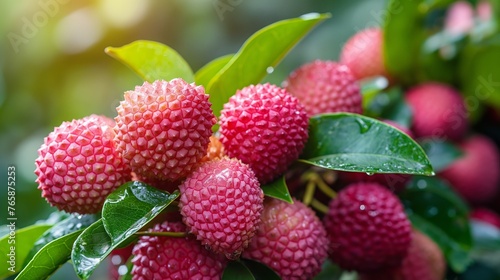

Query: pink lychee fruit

[219,83,309,184]
[35,115,131,214]
[283,60,362,115]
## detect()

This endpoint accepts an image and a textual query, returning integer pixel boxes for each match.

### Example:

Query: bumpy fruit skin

[439,135,500,204]
[324,182,412,272]
[339,28,388,81]
[131,221,227,280]
[283,60,362,116]
[179,157,264,259]
[405,83,468,140]
[35,115,130,214]
[243,198,329,280]
[114,79,216,183]
[219,83,309,184]
[360,230,445,280]
[471,208,500,229]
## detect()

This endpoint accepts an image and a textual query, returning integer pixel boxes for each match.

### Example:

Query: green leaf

[419,138,463,172]
[15,230,82,280]
[0,224,52,278]
[366,87,412,128]
[195,54,233,88]
[400,176,472,272]
[71,219,113,279]
[222,260,255,280]
[360,76,389,109]
[102,181,179,243]
[300,113,434,175]
[24,214,97,267]
[72,182,179,279]
[105,40,194,83]
[313,259,343,280]
[206,13,330,117]
[261,176,293,203]
[240,259,281,280]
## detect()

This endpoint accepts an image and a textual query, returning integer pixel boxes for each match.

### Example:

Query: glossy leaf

[300,113,434,175]
[0,224,52,278]
[24,214,97,267]
[195,54,233,88]
[105,40,194,83]
[419,138,463,172]
[71,219,114,279]
[15,230,82,280]
[222,260,255,280]
[241,259,281,280]
[206,13,330,117]
[261,176,293,203]
[400,176,472,272]
[102,181,179,243]
[366,87,412,128]
[360,76,389,109]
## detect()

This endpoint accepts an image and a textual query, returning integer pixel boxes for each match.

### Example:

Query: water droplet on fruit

[118,265,128,275]
[360,205,366,211]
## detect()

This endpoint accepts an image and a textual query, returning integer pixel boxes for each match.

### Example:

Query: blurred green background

[0,1,389,278]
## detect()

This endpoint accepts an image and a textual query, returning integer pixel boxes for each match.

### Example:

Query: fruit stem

[314,175,337,199]
[302,179,316,205]
[135,231,187,238]
[310,198,329,214]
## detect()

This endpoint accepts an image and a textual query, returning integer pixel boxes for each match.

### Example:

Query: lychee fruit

[283,60,362,116]
[324,182,412,272]
[438,135,500,204]
[131,221,227,280]
[219,83,309,184]
[471,208,500,229]
[179,157,264,259]
[360,230,445,280]
[35,115,130,214]
[405,82,468,140]
[114,78,216,183]
[339,27,389,81]
[242,198,329,280]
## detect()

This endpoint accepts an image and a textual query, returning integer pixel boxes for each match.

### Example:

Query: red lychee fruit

[471,208,500,229]
[339,27,389,81]
[179,157,264,259]
[242,198,329,280]
[114,78,216,183]
[324,182,412,272]
[360,230,445,280]
[283,60,362,116]
[35,115,130,214]
[405,82,468,141]
[219,83,309,184]
[131,221,227,280]
[439,135,500,204]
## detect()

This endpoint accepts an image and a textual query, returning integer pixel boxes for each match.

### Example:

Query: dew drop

[118,264,129,275]
[417,179,427,189]
[366,172,374,176]
[355,118,371,134]
[360,205,366,211]
[427,207,438,216]
[266,66,274,74]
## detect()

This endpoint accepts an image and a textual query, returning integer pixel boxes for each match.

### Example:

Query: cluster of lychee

[33,24,500,280]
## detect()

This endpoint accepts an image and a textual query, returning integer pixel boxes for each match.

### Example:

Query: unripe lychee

[35,115,130,214]
[405,82,468,140]
[219,83,309,184]
[439,135,500,204]
[243,198,329,280]
[471,208,500,229]
[360,230,445,280]
[179,157,264,259]
[283,60,362,115]
[339,28,389,81]
[324,182,412,272]
[114,78,216,183]
[131,221,227,280]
